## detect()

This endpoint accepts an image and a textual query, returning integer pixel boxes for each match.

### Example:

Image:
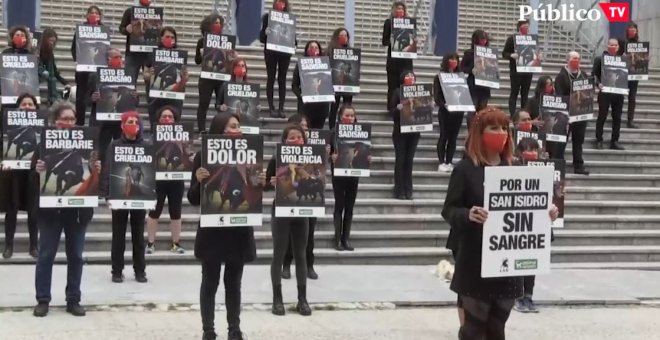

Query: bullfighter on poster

[275,143,326,218]
[514,34,543,73]
[149,48,188,100]
[108,143,156,210]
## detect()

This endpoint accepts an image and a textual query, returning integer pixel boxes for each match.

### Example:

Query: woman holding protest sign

[38,28,70,105]
[382,2,413,110]
[442,107,559,339]
[2,26,31,56]
[291,40,330,129]
[434,52,463,173]
[217,57,251,112]
[188,112,261,340]
[461,29,492,126]
[525,75,554,131]
[327,28,354,130]
[195,14,226,133]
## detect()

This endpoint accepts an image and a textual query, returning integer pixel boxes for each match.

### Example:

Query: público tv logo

[519,3,629,22]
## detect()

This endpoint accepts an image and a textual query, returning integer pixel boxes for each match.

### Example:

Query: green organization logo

[131,202,145,208]
[300,209,313,216]
[230,216,248,224]
[515,259,538,270]
[68,198,84,206]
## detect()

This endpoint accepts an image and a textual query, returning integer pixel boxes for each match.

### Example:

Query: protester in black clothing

[195,14,226,133]
[119,0,154,88]
[189,112,261,340]
[38,28,69,105]
[265,124,313,317]
[620,22,640,128]
[383,1,414,110]
[593,38,626,151]
[292,40,330,129]
[434,52,464,172]
[259,0,294,118]
[461,29,492,126]
[389,70,420,200]
[552,51,589,175]
[525,75,554,129]
[101,111,148,283]
[502,19,537,116]
[327,27,354,129]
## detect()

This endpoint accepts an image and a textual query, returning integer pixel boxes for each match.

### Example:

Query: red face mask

[274,1,286,11]
[288,138,304,145]
[627,28,637,39]
[140,0,151,6]
[123,124,139,137]
[482,132,508,154]
[211,23,223,35]
[607,47,619,55]
[519,26,529,35]
[233,66,246,78]
[403,75,415,86]
[12,35,27,49]
[87,14,100,25]
[338,35,348,46]
[57,122,75,129]
[544,84,554,95]
[225,130,242,136]
[161,37,175,49]
[307,47,320,57]
[340,117,354,124]
[517,121,532,132]
[478,38,488,46]
[159,117,174,125]
[522,151,538,161]
[447,59,458,72]
[394,9,405,18]
[569,60,580,70]
[108,56,122,69]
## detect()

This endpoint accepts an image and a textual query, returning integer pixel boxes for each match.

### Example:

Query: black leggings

[74,72,90,126]
[98,122,122,168]
[508,73,533,115]
[627,80,638,123]
[329,94,353,130]
[197,78,223,132]
[200,259,244,334]
[332,176,359,241]
[596,92,624,143]
[437,108,464,164]
[148,181,184,220]
[271,217,308,287]
[459,295,515,340]
[4,210,38,249]
[392,129,420,195]
[264,50,291,110]
[111,210,146,275]
[283,218,315,267]
[523,275,535,297]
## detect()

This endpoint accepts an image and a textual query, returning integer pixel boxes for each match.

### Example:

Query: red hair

[120,111,140,125]
[466,106,513,166]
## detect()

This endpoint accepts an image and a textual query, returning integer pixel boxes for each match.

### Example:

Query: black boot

[29,244,38,259]
[296,285,312,316]
[228,329,244,340]
[2,245,13,259]
[269,107,278,118]
[281,265,291,279]
[271,284,285,316]
[202,330,217,340]
[341,217,354,251]
[277,106,286,118]
[333,212,345,251]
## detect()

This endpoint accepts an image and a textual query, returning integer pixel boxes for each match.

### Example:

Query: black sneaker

[135,272,148,283]
[2,246,13,259]
[595,141,604,150]
[610,142,625,150]
[574,168,590,176]
[307,267,318,280]
[627,122,639,129]
[202,330,217,340]
[277,109,286,118]
[66,302,86,316]
[281,266,291,280]
[525,297,539,313]
[33,302,49,317]
[228,329,244,340]
[513,298,528,313]
[111,273,124,283]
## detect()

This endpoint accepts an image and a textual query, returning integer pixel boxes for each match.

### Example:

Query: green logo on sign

[172,174,184,179]
[515,259,538,270]
[131,202,145,208]
[300,209,313,216]
[68,199,84,206]
[231,216,248,224]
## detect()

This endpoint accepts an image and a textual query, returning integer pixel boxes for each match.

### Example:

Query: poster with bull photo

[526,159,565,229]
[275,144,326,217]
[31,30,42,51]
[266,10,297,55]
[299,57,335,103]
[390,17,417,59]
[200,135,264,227]
[96,67,138,121]
[129,6,163,52]
[2,109,48,169]
[75,24,111,72]
[200,33,237,81]
[154,123,194,181]
[400,83,434,133]
[306,129,331,146]
[439,72,475,112]
[0,54,39,104]
[39,127,99,208]
[513,129,546,154]
[108,144,156,210]
[540,95,569,143]
[514,34,542,73]
[334,123,371,177]
[473,46,500,89]
[330,48,361,93]
[149,48,188,100]
[626,42,649,81]
[600,55,629,95]
[569,78,595,123]
[481,166,554,278]
[225,82,261,134]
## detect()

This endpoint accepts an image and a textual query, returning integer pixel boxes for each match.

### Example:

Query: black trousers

[523,275,535,297]
[74,72,90,126]
[329,94,353,130]
[596,92,624,143]
[200,259,244,334]
[300,102,329,130]
[508,72,533,115]
[4,210,37,249]
[264,50,291,110]
[111,209,147,275]
[392,129,420,195]
[197,79,223,132]
[459,295,515,340]
[271,217,308,287]
[627,80,638,123]
[98,122,122,168]
[437,108,464,164]
[332,176,359,242]
[283,218,315,268]
[549,121,587,169]
[125,52,150,85]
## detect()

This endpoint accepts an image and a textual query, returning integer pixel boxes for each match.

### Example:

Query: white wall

[633,0,660,67]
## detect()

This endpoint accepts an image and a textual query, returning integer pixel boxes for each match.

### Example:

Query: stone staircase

[2,0,660,266]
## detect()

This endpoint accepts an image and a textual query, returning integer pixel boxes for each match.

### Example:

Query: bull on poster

[626,42,650,81]
[473,46,500,89]
[512,129,545,154]
[481,166,554,278]
[330,48,361,93]
[0,54,40,104]
[200,34,237,81]
[439,72,475,112]
[400,83,433,133]
[225,82,261,134]
[390,17,417,59]
[108,144,156,210]
[334,123,371,177]
[75,24,111,72]
[275,144,326,218]
[540,95,569,143]
[526,159,565,229]
[306,129,330,146]
[601,55,629,95]
[2,109,48,169]
[514,34,542,73]
[129,6,163,52]
[96,67,137,121]
[200,135,264,227]
[569,78,595,123]
[266,10,297,55]
[154,123,193,181]
[299,57,335,103]
[149,48,188,100]
[39,127,99,208]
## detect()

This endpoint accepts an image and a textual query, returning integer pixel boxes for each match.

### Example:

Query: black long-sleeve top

[71,23,110,62]
[502,35,518,74]
[525,96,541,120]
[433,75,446,107]
[441,158,523,299]
[259,13,298,53]
[382,17,413,69]
[554,66,586,97]
[100,134,145,198]
[592,51,619,87]
[119,8,134,52]
[86,72,140,126]
[460,48,491,98]
[195,38,204,65]
[388,87,402,126]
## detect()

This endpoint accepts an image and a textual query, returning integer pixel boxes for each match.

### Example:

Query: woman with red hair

[442,107,558,340]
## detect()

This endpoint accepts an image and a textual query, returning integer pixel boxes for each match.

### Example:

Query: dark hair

[156,105,180,121]
[209,112,240,134]
[328,27,350,52]
[160,26,178,47]
[199,13,224,35]
[303,40,323,57]
[229,57,248,81]
[534,75,553,98]
[50,101,76,123]
[281,124,307,144]
[399,69,415,84]
[470,29,489,47]
[337,104,358,123]
[512,109,530,123]
[86,5,103,19]
[516,19,529,30]
[440,52,460,72]
[516,137,540,154]
[625,21,639,41]
[16,93,39,109]
[39,28,58,60]
[287,113,308,124]
[391,2,407,15]
[8,26,31,47]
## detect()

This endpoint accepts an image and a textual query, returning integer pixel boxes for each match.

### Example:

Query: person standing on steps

[120,0,154,94]
[383,1,413,110]
[218,57,259,113]
[260,0,295,119]
[434,52,464,173]
[32,102,101,318]
[292,40,330,129]
[189,113,261,340]
[265,124,313,317]
[593,38,626,151]
[525,75,554,132]
[195,14,226,133]
[327,27,354,130]
[461,29,492,127]
[37,28,70,106]
[502,19,536,116]
[620,22,640,129]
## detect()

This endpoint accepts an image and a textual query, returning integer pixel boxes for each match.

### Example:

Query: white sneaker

[438,164,446,172]
[446,163,454,172]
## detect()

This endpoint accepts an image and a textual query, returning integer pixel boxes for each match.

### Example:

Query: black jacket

[461,48,491,97]
[259,13,297,54]
[119,7,135,52]
[502,35,518,74]
[592,51,622,91]
[100,134,146,198]
[291,63,330,119]
[195,38,204,65]
[71,23,109,62]
[554,66,587,97]
[382,17,413,70]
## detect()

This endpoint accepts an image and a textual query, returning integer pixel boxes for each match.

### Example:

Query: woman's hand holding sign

[196,167,210,183]
[549,204,559,222]
[469,206,489,224]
